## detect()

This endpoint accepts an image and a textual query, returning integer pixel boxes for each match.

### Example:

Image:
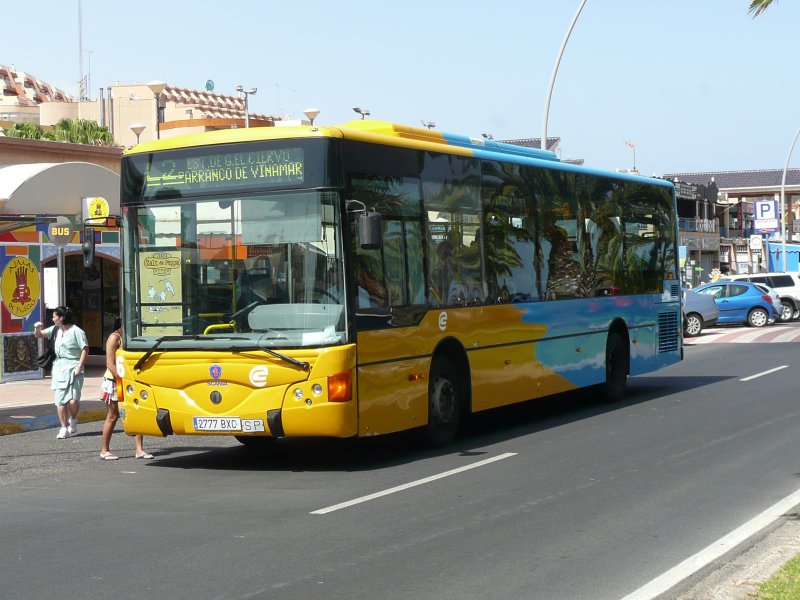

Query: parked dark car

[693,281,776,327]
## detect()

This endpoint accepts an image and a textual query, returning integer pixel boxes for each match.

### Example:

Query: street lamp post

[146,80,166,139]
[421,120,436,130]
[130,123,145,145]
[779,126,800,272]
[303,108,320,126]
[236,85,257,128]
[542,0,588,151]
[353,107,370,119]
[625,140,637,171]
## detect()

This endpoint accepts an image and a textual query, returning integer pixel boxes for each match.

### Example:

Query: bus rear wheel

[423,355,462,447]
[602,332,628,402]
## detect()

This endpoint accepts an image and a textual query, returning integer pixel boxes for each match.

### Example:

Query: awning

[0,162,119,228]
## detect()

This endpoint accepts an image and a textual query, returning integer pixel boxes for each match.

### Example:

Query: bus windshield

[122,189,347,350]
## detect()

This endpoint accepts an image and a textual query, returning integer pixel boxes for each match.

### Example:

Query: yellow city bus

[113,120,682,446]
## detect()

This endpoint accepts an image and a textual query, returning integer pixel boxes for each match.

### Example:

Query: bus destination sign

[144,147,304,192]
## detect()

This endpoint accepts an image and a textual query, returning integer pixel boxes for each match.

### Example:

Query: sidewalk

[0,357,109,435]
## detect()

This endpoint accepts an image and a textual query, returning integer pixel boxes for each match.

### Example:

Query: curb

[0,406,108,436]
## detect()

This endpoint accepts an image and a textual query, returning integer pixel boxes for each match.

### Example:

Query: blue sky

[3,1,799,176]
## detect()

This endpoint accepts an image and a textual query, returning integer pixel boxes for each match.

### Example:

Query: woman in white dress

[34,306,88,439]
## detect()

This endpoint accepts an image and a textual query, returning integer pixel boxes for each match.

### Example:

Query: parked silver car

[683,288,719,337]
[752,283,782,323]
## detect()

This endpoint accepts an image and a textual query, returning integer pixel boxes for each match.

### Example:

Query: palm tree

[749,0,776,17]
[2,118,115,146]
[50,118,114,146]
[3,122,51,140]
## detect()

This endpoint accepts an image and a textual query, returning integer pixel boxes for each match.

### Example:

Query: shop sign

[1,256,40,317]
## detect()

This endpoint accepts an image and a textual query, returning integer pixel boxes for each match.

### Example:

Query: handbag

[35,328,56,369]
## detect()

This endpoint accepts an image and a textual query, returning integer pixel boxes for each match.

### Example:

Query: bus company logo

[249,366,269,388]
[1,256,40,318]
[438,311,448,331]
[208,363,228,386]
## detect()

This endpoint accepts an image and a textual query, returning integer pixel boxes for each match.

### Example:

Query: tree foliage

[1,118,115,146]
[749,0,776,17]
[3,122,50,139]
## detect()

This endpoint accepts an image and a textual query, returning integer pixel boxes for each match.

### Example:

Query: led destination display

[143,147,304,193]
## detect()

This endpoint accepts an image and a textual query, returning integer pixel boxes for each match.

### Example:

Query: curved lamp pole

[779,125,800,272]
[542,0,588,152]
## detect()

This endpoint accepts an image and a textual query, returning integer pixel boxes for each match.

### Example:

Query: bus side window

[349,173,423,311]
[536,168,580,300]
[422,152,483,307]
[481,160,537,303]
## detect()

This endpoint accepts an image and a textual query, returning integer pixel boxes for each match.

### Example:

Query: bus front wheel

[602,332,628,402]
[424,355,462,447]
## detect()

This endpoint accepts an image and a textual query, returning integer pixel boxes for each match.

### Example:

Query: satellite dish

[205,79,214,92]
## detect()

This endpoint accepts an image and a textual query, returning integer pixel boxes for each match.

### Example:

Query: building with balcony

[1,65,278,147]
[0,64,72,124]
[665,169,800,275]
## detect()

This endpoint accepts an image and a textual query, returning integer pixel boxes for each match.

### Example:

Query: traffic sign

[47,216,73,247]
[755,200,779,233]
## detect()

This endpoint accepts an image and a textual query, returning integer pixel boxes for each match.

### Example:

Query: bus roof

[125,120,559,162]
[126,120,672,189]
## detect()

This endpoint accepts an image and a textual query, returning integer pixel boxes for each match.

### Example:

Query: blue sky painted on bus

[4,1,799,177]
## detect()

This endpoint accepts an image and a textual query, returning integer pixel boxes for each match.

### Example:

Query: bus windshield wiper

[133,335,187,372]
[257,338,310,371]
[133,334,309,372]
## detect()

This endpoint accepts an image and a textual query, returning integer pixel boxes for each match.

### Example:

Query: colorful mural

[0,220,122,380]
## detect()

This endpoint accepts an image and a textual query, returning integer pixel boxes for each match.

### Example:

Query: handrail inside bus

[204,322,235,335]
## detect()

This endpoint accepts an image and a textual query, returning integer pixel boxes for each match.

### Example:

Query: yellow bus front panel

[118,346,358,438]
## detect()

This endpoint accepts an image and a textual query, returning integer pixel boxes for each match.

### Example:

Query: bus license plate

[241,419,265,432]
[193,417,242,431]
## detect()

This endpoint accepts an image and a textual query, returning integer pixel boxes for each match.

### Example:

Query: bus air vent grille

[658,311,679,353]
[669,283,680,300]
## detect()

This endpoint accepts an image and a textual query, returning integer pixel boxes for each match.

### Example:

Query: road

[2,325,800,599]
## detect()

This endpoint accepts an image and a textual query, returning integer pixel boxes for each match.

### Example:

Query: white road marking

[311,452,517,515]
[685,331,728,344]
[729,329,778,343]
[771,328,800,343]
[740,365,788,382]
[621,485,800,600]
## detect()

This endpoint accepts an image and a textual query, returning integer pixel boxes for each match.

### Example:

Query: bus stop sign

[47,216,73,247]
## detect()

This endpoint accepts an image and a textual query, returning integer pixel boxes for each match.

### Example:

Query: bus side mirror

[359,211,382,250]
[82,227,96,268]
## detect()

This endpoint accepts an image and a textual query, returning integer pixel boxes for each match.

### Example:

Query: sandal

[135,453,154,460]
[100,452,119,461]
